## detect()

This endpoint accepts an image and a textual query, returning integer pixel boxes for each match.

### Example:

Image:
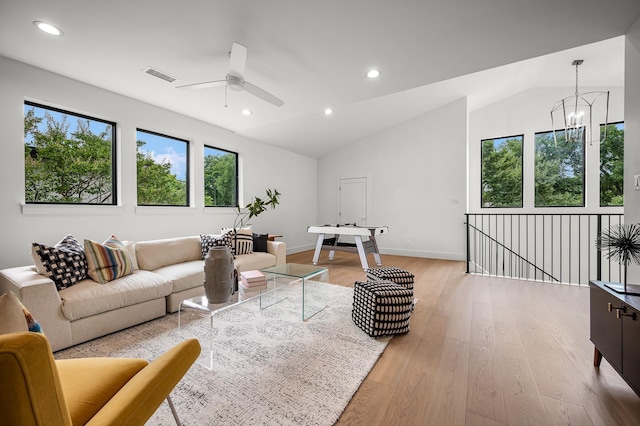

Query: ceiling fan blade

[229,42,247,77]
[176,80,226,89]
[244,81,285,107]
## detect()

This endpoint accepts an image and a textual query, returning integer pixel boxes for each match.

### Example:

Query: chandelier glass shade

[550,59,610,146]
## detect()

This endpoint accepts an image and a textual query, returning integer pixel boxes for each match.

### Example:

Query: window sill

[21,204,125,216]
[203,207,237,216]
[135,206,197,215]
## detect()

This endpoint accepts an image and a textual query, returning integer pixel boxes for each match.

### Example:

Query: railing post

[596,214,602,281]
[465,214,470,274]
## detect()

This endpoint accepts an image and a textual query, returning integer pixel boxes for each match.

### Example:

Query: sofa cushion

[135,236,201,271]
[84,236,134,284]
[152,260,204,293]
[59,270,172,321]
[234,252,277,272]
[31,235,87,290]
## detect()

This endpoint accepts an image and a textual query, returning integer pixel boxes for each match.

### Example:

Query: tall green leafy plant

[233,188,281,230]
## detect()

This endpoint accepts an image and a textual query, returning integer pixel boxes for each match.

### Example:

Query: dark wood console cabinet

[590,280,640,396]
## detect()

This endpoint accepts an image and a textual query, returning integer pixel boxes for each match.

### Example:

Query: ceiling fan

[177,42,284,107]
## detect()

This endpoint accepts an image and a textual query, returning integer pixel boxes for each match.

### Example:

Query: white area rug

[55,283,391,425]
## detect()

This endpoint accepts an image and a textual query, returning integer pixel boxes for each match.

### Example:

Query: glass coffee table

[178,280,288,369]
[261,263,329,321]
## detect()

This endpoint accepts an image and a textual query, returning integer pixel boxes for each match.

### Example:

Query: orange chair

[0,331,200,425]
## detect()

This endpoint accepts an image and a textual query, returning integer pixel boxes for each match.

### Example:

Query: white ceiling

[1,0,638,158]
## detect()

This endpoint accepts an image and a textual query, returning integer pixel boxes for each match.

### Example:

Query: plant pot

[204,246,235,303]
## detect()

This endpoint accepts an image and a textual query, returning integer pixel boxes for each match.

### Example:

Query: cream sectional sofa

[0,235,285,352]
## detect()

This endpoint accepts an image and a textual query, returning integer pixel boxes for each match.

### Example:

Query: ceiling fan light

[33,21,63,36]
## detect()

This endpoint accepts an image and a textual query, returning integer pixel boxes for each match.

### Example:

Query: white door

[338,177,367,227]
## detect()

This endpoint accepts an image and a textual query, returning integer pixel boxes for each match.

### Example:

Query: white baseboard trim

[380,248,465,261]
[287,244,465,262]
[287,244,317,255]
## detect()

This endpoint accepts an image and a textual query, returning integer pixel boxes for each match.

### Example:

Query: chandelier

[550,59,610,146]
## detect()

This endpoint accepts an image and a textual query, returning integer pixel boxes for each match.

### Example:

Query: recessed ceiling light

[324,108,333,116]
[241,109,252,116]
[33,21,64,36]
[366,69,380,79]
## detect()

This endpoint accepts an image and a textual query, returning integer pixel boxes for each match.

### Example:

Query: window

[24,101,116,204]
[204,145,238,207]
[136,129,189,206]
[534,130,584,207]
[481,135,523,208]
[600,122,624,207]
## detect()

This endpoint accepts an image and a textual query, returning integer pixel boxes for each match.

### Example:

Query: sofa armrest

[0,267,72,351]
[267,241,286,266]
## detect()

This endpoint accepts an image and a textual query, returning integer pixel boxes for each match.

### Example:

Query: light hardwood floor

[286,251,640,426]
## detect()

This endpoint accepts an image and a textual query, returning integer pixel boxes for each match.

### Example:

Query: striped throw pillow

[234,228,254,255]
[221,227,253,255]
[84,236,134,284]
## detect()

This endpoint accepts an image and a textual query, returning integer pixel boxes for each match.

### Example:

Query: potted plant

[233,188,281,230]
[596,223,640,295]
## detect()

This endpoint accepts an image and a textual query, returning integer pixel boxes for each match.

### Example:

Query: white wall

[623,16,640,282]
[469,86,625,214]
[0,56,317,268]
[317,98,468,261]
[625,16,640,224]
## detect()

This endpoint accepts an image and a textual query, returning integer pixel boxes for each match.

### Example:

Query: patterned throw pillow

[32,235,87,291]
[234,228,254,255]
[0,291,43,334]
[84,236,134,284]
[200,231,235,259]
[221,227,253,255]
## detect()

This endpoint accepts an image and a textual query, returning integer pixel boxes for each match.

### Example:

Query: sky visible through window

[205,146,228,158]
[136,131,187,181]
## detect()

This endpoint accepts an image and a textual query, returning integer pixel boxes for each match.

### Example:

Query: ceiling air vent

[143,67,176,83]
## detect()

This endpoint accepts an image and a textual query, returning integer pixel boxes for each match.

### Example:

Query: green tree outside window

[481,135,523,208]
[204,146,237,207]
[24,103,115,204]
[534,130,584,207]
[136,130,188,206]
[600,122,624,207]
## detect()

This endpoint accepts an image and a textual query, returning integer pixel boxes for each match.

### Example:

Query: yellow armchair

[0,331,200,426]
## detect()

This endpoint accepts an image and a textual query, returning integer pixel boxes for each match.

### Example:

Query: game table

[307,224,389,270]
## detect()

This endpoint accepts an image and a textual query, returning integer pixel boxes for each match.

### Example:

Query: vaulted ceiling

[1,1,638,158]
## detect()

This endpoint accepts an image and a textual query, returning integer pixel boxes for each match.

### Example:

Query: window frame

[203,144,239,208]
[24,100,117,206]
[534,128,586,208]
[135,128,190,207]
[599,121,624,208]
[480,134,524,209]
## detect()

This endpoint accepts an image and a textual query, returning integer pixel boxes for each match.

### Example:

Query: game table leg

[354,236,370,270]
[312,233,324,265]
